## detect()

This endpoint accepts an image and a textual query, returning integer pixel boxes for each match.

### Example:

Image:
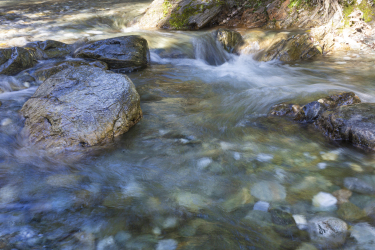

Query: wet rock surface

[308,217,348,249]
[258,34,321,62]
[20,65,142,151]
[74,36,150,73]
[25,40,71,60]
[215,29,243,53]
[0,47,36,75]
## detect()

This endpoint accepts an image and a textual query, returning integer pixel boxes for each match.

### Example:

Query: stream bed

[1,0,375,249]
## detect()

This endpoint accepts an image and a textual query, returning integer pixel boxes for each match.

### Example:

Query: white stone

[23,82,30,88]
[321,150,340,161]
[256,153,273,162]
[152,227,162,235]
[1,118,12,126]
[233,152,241,160]
[293,215,308,230]
[97,236,117,250]
[317,162,327,169]
[253,201,269,212]
[163,217,178,229]
[197,157,212,170]
[312,192,337,209]
[156,239,178,250]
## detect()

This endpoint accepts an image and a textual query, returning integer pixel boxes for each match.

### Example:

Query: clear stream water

[1,0,375,249]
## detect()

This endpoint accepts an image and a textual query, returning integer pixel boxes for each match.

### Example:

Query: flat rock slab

[21,65,142,152]
[74,36,149,73]
[316,103,375,150]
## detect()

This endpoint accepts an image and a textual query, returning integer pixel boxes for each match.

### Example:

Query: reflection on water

[1,1,375,249]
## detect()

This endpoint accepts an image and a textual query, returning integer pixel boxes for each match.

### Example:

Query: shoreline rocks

[269,92,375,151]
[0,47,36,75]
[74,36,150,73]
[20,65,142,152]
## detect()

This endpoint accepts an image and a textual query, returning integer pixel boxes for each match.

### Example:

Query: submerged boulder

[308,217,348,249]
[316,103,375,150]
[0,47,36,75]
[21,65,142,151]
[259,34,321,62]
[215,29,244,53]
[138,0,223,30]
[74,36,149,73]
[25,40,71,60]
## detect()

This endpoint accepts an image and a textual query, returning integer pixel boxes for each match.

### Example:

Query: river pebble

[344,176,375,194]
[293,215,307,230]
[253,201,269,212]
[337,202,366,220]
[156,239,178,250]
[251,181,286,201]
[308,217,348,249]
[97,236,118,250]
[312,192,337,210]
[351,223,375,249]
[197,157,212,169]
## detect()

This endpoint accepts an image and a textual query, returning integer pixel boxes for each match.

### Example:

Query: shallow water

[1,1,375,249]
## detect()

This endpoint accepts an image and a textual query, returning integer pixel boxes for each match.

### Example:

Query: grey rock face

[215,29,244,53]
[74,36,150,73]
[26,40,71,60]
[308,217,348,249]
[316,103,375,150]
[21,65,142,151]
[0,47,36,75]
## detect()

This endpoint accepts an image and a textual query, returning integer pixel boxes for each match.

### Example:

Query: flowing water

[1,0,375,249]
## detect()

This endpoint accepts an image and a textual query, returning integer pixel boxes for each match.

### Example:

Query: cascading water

[1,1,375,249]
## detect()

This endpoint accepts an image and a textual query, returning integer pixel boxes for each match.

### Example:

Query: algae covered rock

[215,29,244,53]
[21,65,142,151]
[138,0,223,30]
[25,40,71,60]
[259,34,321,62]
[0,47,36,75]
[74,36,149,73]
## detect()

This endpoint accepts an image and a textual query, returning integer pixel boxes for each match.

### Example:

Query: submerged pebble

[156,239,178,250]
[312,192,337,210]
[251,181,286,201]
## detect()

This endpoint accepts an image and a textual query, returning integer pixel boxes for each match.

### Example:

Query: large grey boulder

[21,65,142,151]
[316,103,375,150]
[308,217,348,249]
[0,47,36,75]
[215,29,244,53]
[74,36,150,73]
[25,40,71,60]
[137,0,223,30]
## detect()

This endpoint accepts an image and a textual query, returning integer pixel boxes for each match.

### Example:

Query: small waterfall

[192,32,231,66]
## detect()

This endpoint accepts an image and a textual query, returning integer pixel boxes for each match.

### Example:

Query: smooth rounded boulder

[74,36,150,73]
[21,65,142,151]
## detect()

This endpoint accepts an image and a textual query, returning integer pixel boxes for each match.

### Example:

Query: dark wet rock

[269,103,301,117]
[25,40,71,60]
[33,60,108,82]
[337,202,366,221]
[259,34,321,62]
[0,47,36,75]
[215,29,244,53]
[269,208,303,239]
[295,101,326,123]
[138,0,223,30]
[316,103,375,150]
[308,216,348,249]
[74,36,149,73]
[344,176,375,194]
[15,72,36,84]
[20,65,142,152]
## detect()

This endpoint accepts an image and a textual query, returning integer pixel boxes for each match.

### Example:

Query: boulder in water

[0,47,36,75]
[25,40,71,60]
[250,181,286,201]
[74,36,150,73]
[308,216,348,249]
[138,0,223,30]
[259,34,321,62]
[316,103,375,150]
[215,29,244,53]
[20,65,142,152]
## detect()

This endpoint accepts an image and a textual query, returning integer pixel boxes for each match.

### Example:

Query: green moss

[163,0,173,17]
[358,1,374,22]
[343,4,355,27]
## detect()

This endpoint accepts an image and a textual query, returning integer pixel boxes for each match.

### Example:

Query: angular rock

[215,29,244,53]
[33,60,108,82]
[308,217,348,249]
[74,36,150,73]
[25,40,71,60]
[20,65,142,151]
[0,47,36,75]
[259,34,321,62]
[138,0,223,30]
[316,103,375,150]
